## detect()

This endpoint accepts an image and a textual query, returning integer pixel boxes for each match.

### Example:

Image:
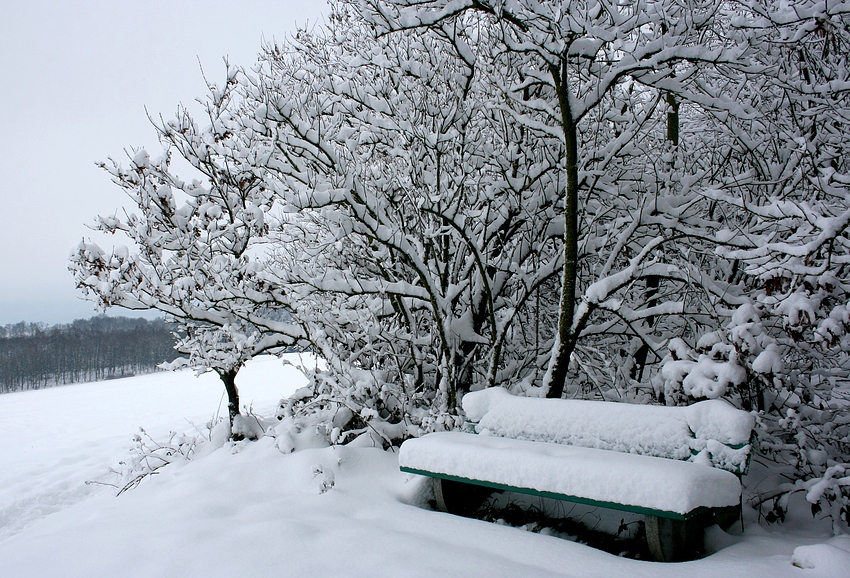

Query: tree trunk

[219,368,241,434]
[666,92,679,147]
[631,274,659,382]
[633,91,677,383]
[546,56,580,400]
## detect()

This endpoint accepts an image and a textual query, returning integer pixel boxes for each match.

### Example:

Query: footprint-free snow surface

[0,355,847,577]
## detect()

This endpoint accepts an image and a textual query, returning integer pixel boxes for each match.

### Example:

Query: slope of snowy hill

[0,354,847,577]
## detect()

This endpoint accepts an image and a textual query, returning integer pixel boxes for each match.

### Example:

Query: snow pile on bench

[462,388,754,474]
[399,432,743,516]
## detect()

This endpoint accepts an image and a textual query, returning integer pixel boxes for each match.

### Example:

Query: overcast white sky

[0,0,327,326]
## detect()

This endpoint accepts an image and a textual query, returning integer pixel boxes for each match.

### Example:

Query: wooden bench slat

[400,466,711,520]
[400,432,742,518]
[464,389,755,474]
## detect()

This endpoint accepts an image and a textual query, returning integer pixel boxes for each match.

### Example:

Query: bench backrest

[462,388,755,475]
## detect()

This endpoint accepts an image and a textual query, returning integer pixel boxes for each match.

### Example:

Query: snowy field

[0,355,848,577]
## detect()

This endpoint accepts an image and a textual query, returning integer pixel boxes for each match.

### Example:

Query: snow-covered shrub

[274,367,437,448]
[657,304,778,410]
[100,409,283,495]
[661,298,850,531]
[99,424,219,495]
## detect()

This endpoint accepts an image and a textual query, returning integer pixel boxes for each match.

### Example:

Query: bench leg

[712,503,742,531]
[645,515,703,562]
[433,478,496,516]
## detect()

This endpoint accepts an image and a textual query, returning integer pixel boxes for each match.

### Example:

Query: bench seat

[399,431,742,520]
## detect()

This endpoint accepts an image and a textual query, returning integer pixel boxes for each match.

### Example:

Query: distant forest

[0,316,177,393]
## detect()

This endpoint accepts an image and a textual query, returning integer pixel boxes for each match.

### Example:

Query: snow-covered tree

[673,0,850,528]
[225,4,571,434]
[71,0,849,524]
[357,0,850,525]
[70,69,305,436]
[358,0,766,399]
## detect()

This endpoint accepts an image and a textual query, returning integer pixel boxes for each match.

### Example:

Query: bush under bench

[399,388,755,562]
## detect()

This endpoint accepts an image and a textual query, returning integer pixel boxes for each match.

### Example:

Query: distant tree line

[0,316,177,393]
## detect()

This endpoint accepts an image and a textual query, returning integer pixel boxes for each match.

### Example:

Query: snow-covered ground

[0,355,847,577]
[0,353,316,542]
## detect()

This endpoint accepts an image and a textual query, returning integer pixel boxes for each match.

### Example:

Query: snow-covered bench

[399,388,755,562]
